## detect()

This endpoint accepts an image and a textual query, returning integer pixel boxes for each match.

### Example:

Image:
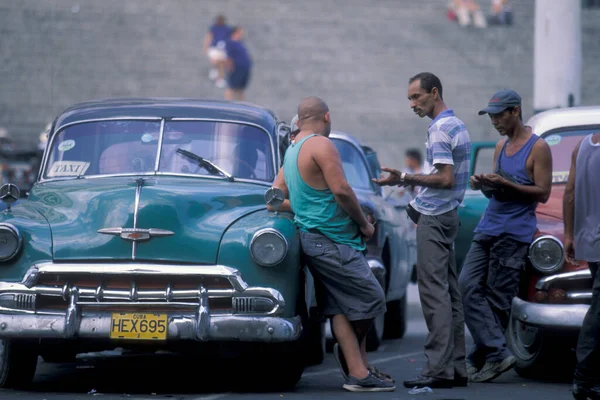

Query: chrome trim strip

[535,269,592,290]
[528,234,565,275]
[22,263,249,291]
[154,118,166,172]
[131,178,144,260]
[567,291,593,300]
[511,296,589,329]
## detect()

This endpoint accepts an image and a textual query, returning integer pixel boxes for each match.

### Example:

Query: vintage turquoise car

[0,98,319,389]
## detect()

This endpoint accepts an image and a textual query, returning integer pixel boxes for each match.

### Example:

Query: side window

[473,147,495,176]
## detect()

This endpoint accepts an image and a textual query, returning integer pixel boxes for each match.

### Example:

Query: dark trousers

[574,262,600,384]
[416,209,467,380]
[458,233,528,365]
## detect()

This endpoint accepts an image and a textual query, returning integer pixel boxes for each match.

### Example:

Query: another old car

[0,98,318,389]
[320,132,417,351]
[454,106,599,378]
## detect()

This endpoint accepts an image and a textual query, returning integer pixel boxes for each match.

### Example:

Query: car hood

[29,177,268,263]
[536,185,564,220]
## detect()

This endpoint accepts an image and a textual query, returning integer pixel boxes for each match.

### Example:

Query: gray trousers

[458,233,528,366]
[574,262,600,385]
[416,208,467,380]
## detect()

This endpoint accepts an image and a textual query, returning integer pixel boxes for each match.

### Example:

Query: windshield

[43,119,275,182]
[543,127,600,184]
[331,138,372,190]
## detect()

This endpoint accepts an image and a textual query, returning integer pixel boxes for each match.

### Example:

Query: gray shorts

[299,231,386,321]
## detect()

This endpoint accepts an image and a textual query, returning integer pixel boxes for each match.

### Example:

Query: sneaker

[466,362,479,375]
[215,78,227,88]
[470,356,517,383]
[368,365,395,383]
[332,343,349,380]
[343,372,396,392]
[209,68,219,80]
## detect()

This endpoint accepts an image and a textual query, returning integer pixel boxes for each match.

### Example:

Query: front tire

[383,294,407,339]
[0,339,39,389]
[506,314,576,379]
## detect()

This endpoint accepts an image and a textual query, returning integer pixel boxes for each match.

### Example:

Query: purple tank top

[475,134,540,243]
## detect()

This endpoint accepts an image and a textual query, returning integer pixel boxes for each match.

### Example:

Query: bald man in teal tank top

[268,97,394,392]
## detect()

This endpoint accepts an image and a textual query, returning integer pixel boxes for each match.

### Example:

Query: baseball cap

[478,89,522,115]
[290,114,300,135]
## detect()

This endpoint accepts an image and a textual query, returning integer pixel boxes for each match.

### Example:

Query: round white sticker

[58,140,76,152]
[141,133,154,143]
[545,134,562,146]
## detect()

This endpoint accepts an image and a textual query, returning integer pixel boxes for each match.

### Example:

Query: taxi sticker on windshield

[47,161,90,177]
[545,134,562,146]
[58,139,76,152]
[552,171,569,183]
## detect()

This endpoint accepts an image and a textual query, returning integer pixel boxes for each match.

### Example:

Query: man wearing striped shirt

[374,72,471,389]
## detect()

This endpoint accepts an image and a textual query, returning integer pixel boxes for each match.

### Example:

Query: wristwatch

[400,172,406,183]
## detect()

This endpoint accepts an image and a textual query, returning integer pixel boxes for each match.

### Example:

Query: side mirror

[264,186,285,213]
[0,183,21,211]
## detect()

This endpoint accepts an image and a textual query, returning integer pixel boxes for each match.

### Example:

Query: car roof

[53,98,280,133]
[526,106,600,135]
[329,131,364,150]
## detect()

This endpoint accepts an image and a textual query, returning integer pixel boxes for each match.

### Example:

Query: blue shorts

[227,67,251,90]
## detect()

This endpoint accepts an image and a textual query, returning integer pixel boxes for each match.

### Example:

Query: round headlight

[529,235,564,274]
[250,229,288,267]
[0,223,22,262]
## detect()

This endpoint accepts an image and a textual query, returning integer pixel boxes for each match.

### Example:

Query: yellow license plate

[109,313,167,340]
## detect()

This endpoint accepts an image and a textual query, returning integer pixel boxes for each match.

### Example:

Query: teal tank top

[283,134,365,251]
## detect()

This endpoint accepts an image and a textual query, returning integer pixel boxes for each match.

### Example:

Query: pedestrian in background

[563,131,600,400]
[373,72,470,389]
[459,90,552,383]
[224,26,252,101]
[203,14,232,89]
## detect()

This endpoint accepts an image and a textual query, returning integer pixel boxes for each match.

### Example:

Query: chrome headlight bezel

[0,223,23,262]
[250,228,288,267]
[528,234,564,275]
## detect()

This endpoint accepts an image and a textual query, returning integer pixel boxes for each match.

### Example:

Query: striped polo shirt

[411,109,471,216]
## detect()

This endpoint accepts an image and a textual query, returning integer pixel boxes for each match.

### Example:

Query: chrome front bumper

[0,263,302,342]
[0,312,301,342]
[511,297,590,329]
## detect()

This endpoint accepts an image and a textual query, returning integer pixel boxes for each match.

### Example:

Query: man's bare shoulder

[304,135,336,153]
[532,135,551,156]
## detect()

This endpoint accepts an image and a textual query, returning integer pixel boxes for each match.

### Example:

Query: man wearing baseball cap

[458,89,553,382]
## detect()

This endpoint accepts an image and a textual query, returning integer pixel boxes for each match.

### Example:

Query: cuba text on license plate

[110,313,167,340]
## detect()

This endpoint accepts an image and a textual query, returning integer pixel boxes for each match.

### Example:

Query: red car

[503,106,598,377]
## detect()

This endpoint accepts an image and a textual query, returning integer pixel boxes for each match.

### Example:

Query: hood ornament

[98,227,174,242]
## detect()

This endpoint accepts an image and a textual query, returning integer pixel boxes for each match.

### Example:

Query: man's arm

[266,167,292,213]
[482,139,553,203]
[376,129,455,189]
[312,137,370,230]
[404,164,454,189]
[563,139,582,243]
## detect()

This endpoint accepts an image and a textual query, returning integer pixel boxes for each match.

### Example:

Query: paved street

[0,285,574,400]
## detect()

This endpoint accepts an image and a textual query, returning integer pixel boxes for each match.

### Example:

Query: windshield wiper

[176,149,234,181]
